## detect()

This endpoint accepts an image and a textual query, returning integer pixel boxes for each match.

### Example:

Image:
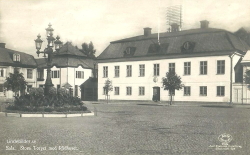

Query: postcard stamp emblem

[209,133,242,150]
[218,133,233,145]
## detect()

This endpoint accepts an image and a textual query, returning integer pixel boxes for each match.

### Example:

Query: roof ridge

[111,28,227,43]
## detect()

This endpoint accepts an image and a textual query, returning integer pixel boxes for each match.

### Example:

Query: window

[76,71,84,79]
[103,66,108,78]
[126,87,132,95]
[217,60,225,74]
[169,63,175,72]
[200,86,207,96]
[148,43,161,53]
[184,62,191,75]
[114,87,119,95]
[139,64,145,77]
[124,47,136,56]
[14,68,20,73]
[0,68,5,77]
[217,86,225,96]
[27,69,33,79]
[126,65,132,77]
[154,64,159,76]
[39,85,44,88]
[114,66,120,77]
[75,85,78,97]
[103,87,107,95]
[0,84,3,92]
[184,86,191,96]
[27,85,32,92]
[13,54,20,62]
[37,69,44,80]
[200,61,207,75]
[51,70,60,78]
[139,87,145,96]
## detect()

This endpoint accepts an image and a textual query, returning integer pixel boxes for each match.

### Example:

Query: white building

[0,42,97,101]
[36,42,97,100]
[0,43,37,101]
[97,21,250,103]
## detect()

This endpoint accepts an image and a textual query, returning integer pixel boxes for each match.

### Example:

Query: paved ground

[0,101,250,155]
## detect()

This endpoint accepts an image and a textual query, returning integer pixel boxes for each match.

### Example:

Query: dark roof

[36,42,96,69]
[0,47,37,68]
[55,42,87,57]
[98,28,250,60]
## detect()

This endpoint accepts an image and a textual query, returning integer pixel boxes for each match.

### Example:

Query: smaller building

[36,42,97,100]
[0,43,37,100]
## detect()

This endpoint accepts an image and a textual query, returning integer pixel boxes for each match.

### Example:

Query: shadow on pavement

[201,105,234,108]
[137,104,163,106]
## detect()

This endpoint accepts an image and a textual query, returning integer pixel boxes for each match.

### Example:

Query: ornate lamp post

[34,23,62,95]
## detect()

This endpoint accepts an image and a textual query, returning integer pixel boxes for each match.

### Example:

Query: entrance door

[153,87,160,101]
[234,89,242,103]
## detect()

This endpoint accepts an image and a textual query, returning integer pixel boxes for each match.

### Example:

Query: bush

[30,87,44,97]
[58,88,68,96]
[6,93,88,113]
[44,107,54,112]
[49,87,57,96]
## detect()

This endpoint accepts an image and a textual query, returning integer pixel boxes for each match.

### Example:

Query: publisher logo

[218,133,233,146]
[209,133,242,150]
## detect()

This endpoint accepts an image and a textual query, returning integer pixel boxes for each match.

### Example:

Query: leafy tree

[104,78,113,103]
[81,41,96,58]
[162,71,184,105]
[4,71,27,96]
[244,69,250,88]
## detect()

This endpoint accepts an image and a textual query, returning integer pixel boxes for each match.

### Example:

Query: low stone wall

[4,112,95,118]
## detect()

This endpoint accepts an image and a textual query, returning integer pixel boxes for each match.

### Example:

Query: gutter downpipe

[229,53,235,105]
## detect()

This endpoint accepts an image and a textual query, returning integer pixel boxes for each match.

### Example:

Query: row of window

[1,68,85,79]
[37,70,85,79]
[103,60,225,77]
[13,68,33,79]
[103,86,225,96]
[104,86,145,96]
[178,86,225,96]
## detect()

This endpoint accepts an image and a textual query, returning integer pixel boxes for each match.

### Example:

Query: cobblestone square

[0,102,250,155]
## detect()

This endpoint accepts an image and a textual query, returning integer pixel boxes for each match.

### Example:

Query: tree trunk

[106,93,109,104]
[170,94,172,105]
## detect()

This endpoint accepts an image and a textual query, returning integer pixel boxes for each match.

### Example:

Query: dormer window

[126,48,131,54]
[181,41,195,53]
[13,53,20,62]
[148,43,169,54]
[123,47,136,57]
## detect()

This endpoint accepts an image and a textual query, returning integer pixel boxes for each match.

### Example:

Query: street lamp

[34,23,62,95]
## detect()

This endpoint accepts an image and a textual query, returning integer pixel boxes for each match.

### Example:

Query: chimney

[0,43,6,48]
[200,20,209,29]
[171,23,179,32]
[144,27,152,36]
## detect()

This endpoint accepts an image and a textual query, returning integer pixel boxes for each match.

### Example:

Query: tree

[162,71,184,105]
[4,71,27,96]
[104,79,113,103]
[244,69,250,89]
[80,41,96,58]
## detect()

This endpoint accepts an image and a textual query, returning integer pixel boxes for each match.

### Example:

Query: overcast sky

[1,0,250,57]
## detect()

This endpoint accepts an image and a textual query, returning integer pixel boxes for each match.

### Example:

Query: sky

[1,0,250,58]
